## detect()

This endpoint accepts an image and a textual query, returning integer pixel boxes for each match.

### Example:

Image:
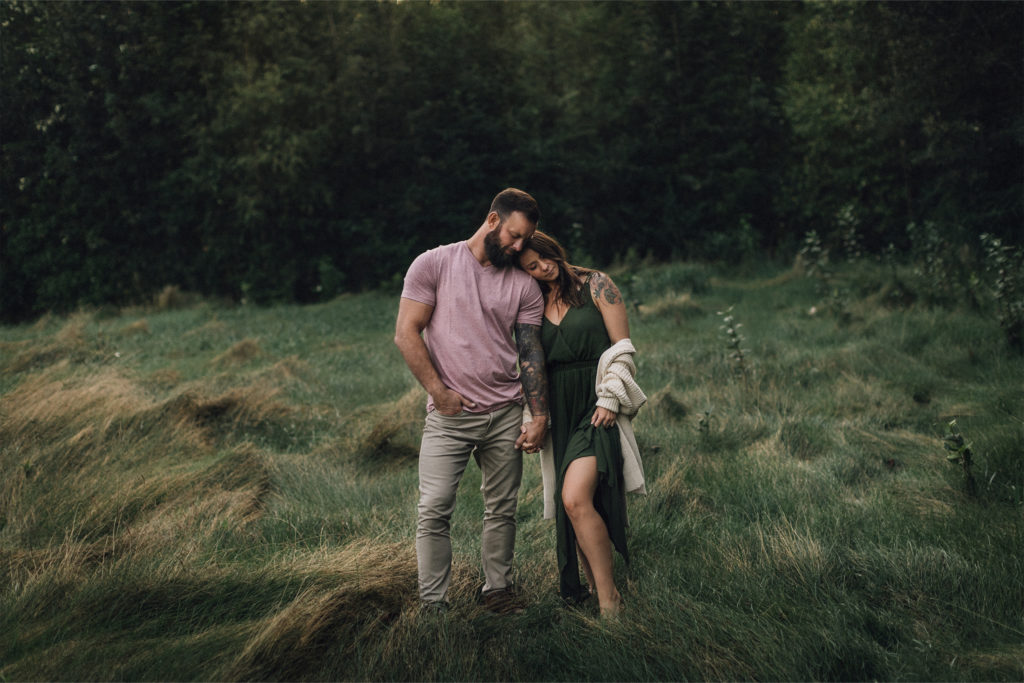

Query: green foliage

[621,261,711,307]
[1,1,227,317]
[1,1,1021,322]
[981,233,1024,352]
[781,2,1023,251]
[717,305,749,378]
[943,419,977,496]
[799,229,850,322]
[906,221,974,309]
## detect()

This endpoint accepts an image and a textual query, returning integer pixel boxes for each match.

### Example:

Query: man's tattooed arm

[515,322,549,420]
[590,271,623,306]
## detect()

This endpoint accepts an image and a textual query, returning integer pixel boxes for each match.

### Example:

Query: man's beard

[484,227,516,267]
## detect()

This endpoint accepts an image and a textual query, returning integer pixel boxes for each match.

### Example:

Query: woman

[518,231,646,617]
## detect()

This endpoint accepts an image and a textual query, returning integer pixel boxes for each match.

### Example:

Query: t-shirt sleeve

[401,250,438,306]
[517,280,544,326]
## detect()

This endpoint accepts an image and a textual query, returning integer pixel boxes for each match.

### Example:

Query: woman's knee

[562,457,597,519]
[561,487,593,519]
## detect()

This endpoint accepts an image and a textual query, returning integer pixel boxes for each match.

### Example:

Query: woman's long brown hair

[521,231,595,309]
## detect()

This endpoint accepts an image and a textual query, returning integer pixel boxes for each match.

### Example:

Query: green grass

[1,260,1022,681]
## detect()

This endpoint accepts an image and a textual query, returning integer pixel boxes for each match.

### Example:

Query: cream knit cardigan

[525,338,648,520]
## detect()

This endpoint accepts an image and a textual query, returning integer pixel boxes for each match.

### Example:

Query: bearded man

[394,187,549,614]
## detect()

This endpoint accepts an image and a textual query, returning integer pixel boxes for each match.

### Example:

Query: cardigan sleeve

[596,341,646,416]
[596,340,648,497]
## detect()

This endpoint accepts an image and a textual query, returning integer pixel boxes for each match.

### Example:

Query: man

[394,187,549,614]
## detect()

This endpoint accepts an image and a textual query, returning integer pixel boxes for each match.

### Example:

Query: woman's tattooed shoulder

[590,271,622,305]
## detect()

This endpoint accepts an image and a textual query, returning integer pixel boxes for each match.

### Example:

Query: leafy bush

[622,262,712,306]
[981,233,1024,352]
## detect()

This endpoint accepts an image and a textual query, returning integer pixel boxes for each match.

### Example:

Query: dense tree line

[2,1,1020,321]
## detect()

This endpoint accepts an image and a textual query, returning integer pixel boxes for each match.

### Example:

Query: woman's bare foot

[599,591,624,618]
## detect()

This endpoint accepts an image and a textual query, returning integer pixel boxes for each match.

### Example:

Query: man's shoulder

[418,241,465,262]
[508,267,541,289]
[504,268,543,307]
[407,242,465,278]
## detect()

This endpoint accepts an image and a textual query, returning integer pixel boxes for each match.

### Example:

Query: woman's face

[518,248,559,282]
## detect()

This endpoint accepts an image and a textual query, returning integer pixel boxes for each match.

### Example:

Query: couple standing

[393,188,646,618]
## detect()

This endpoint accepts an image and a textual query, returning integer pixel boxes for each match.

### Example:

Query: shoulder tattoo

[591,272,623,306]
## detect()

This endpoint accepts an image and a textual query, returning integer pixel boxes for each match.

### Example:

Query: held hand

[435,388,475,416]
[591,406,617,428]
[516,416,548,453]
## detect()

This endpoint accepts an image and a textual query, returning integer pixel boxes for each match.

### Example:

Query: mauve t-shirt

[401,241,544,413]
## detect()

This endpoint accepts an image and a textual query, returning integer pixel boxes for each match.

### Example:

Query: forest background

[2,0,1022,324]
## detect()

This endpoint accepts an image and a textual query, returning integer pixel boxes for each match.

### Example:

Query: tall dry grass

[222,542,417,681]
[0,320,292,580]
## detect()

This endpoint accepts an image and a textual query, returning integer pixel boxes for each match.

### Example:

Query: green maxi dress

[541,278,629,602]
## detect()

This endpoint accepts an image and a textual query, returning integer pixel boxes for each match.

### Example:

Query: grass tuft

[646,383,690,421]
[211,338,262,367]
[346,387,427,469]
[222,542,416,681]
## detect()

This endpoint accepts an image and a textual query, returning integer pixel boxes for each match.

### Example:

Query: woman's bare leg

[562,456,622,616]
[577,543,596,595]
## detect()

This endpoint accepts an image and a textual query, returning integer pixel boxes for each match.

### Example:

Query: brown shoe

[481,586,525,615]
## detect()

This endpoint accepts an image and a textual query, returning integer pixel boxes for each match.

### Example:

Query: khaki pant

[416,403,523,603]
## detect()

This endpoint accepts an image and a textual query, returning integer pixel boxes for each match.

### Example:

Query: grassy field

[1,259,1022,681]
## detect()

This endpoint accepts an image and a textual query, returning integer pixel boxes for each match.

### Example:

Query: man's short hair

[490,188,540,225]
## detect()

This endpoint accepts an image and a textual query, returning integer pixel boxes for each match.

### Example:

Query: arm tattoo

[591,272,623,305]
[515,322,549,418]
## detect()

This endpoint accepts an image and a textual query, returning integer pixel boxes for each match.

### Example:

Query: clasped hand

[516,416,547,453]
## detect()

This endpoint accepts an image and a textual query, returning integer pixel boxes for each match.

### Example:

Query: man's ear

[486,211,501,230]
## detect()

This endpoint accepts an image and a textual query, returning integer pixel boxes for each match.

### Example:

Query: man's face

[484,211,535,267]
